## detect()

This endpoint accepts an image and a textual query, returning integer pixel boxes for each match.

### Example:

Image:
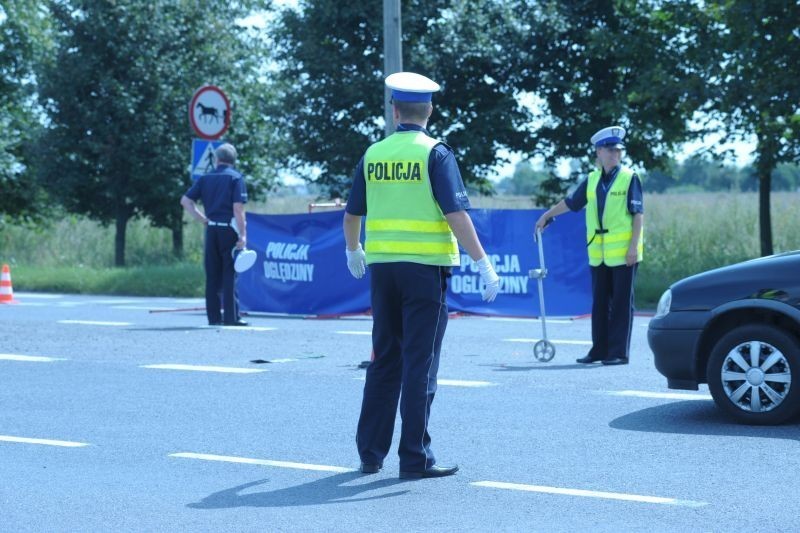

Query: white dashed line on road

[0,435,89,448]
[111,305,175,311]
[607,390,712,401]
[471,481,708,507]
[503,338,593,346]
[170,452,354,473]
[355,376,495,387]
[58,320,132,326]
[202,325,277,332]
[438,379,496,387]
[0,353,66,363]
[141,364,266,374]
[487,317,573,324]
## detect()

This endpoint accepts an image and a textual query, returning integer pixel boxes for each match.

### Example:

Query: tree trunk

[172,220,184,259]
[756,134,775,257]
[758,169,773,257]
[115,212,128,267]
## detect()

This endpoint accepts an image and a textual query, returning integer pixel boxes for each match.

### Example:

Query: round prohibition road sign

[189,85,231,140]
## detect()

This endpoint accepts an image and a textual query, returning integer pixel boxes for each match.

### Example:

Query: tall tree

[506,0,710,204]
[0,1,51,225]
[37,0,279,266]
[271,1,530,196]
[701,1,800,256]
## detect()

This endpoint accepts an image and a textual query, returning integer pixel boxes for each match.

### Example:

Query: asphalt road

[1,293,798,532]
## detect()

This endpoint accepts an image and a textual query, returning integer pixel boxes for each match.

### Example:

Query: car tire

[707,324,800,425]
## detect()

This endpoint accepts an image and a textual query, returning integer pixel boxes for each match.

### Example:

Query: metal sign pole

[383,0,402,138]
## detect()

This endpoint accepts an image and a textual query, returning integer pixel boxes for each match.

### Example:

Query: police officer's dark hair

[215,143,237,164]
[394,101,432,123]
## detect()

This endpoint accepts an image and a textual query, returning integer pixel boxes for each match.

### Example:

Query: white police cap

[591,126,626,148]
[385,72,440,103]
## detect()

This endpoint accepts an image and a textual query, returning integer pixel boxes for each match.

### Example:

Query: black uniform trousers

[204,225,239,324]
[357,262,449,472]
[587,262,638,361]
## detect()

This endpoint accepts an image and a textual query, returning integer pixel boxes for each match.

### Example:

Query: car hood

[670,250,800,311]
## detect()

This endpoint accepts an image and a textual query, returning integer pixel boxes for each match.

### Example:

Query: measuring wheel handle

[533,339,556,362]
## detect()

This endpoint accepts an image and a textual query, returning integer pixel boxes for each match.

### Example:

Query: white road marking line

[111,305,174,311]
[14,302,47,307]
[503,338,593,345]
[141,364,266,374]
[487,317,573,324]
[267,358,298,363]
[608,390,712,401]
[0,435,89,448]
[15,293,65,299]
[202,325,276,332]
[355,377,495,388]
[472,481,707,508]
[336,330,371,335]
[438,379,495,387]
[0,353,66,362]
[58,319,132,326]
[170,452,354,473]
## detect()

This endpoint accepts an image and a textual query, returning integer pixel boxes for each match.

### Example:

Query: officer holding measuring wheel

[343,72,499,479]
[535,126,644,366]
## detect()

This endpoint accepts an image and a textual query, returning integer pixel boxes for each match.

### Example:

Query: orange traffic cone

[0,264,18,304]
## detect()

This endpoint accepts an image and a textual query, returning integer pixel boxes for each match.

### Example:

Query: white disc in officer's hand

[233,248,257,273]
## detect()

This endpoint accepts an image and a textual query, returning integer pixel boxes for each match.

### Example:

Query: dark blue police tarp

[238,209,591,317]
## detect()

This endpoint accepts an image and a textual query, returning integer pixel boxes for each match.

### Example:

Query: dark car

[648,251,800,425]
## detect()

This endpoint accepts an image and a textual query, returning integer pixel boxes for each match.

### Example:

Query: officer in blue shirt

[343,72,499,479]
[535,126,644,365]
[180,143,249,326]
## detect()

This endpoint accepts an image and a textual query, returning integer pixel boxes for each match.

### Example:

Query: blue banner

[238,209,591,317]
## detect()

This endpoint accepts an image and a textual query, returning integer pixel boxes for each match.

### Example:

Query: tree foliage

[505,0,710,205]
[271,1,530,197]
[36,0,279,265]
[700,1,800,256]
[0,1,51,225]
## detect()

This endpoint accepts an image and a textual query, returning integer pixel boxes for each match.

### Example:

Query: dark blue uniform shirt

[345,124,471,216]
[185,164,247,222]
[564,165,644,221]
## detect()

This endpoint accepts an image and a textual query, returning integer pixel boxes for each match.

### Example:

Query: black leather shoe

[224,319,249,327]
[360,462,382,474]
[602,357,629,366]
[576,355,601,364]
[399,464,459,479]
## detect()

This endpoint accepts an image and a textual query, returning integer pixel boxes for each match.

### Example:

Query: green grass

[10,263,204,297]
[2,192,799,306]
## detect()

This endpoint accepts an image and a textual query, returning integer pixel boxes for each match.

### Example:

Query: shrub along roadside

[11,263,204,298]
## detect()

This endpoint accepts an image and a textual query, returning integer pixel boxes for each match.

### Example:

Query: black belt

[587,228,608,247]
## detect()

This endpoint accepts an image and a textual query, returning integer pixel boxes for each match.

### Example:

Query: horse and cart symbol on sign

[189,85,231,140]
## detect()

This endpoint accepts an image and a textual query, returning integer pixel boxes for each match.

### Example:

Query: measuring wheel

[533,339,556,362]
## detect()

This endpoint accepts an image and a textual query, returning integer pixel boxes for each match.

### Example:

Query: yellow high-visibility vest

[363,131,459,266]
[585,166,643,267]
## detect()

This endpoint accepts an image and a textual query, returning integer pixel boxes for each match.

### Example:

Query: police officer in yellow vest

[535,126,644,366]
[343,72,500,479]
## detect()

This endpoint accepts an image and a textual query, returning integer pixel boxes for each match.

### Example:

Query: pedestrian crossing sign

[190,139,224,180]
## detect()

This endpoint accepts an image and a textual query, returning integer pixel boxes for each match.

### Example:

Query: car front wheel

[707,324,800,425]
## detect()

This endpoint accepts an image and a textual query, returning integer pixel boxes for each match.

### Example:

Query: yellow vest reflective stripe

[363,131,459,266]
[585,166,644,267]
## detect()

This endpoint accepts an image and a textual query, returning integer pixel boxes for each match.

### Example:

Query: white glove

[346,244,367,279]
[476,256,499,302]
